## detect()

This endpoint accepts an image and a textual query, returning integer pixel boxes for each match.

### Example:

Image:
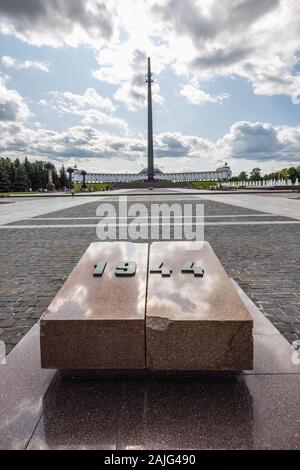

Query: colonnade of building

[72,165,232,184]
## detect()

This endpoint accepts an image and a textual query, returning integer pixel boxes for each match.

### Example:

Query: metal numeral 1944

[93,261,204,278]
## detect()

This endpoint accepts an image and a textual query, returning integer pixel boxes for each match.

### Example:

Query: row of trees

[0,157,70,192]
[232,166,300,183]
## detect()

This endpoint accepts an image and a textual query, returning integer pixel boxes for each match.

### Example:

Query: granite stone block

[146,241,253,370]
[40,242,147,369]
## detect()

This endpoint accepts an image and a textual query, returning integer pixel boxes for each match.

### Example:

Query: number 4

[150,262,172,277]
[181,261,204,277]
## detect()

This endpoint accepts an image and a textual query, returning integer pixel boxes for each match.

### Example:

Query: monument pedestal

[46,182,55,191]
[146,242,253,370]
[40,242,147,369]
[40,241,253,372]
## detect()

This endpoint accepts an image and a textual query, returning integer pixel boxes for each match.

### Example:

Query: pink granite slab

[40,242,148,369]
[146,241,253,370]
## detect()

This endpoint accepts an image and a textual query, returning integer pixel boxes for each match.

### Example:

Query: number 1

[93,261,107,277]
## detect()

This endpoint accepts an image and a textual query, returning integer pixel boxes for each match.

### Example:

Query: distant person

[71,188,75,197]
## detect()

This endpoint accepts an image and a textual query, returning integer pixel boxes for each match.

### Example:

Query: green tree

[250,167,261,181]
[14,158,21,169]
[0,158,13,190]
[0,167,10,192]
[13,165,30,191]
[52,166,60,189]
[30,162,43,190]
[288,167,297,183]
[24,156,33,188]
[59,165,68,189]
[279,168,289,180]
[8,162,15,189]
[238,171,248,181]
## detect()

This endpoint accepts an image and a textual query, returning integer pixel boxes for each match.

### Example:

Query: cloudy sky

[0,0,300,175]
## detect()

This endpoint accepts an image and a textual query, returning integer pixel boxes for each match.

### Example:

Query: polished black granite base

[60,369,240,378]
[0,281,299,450]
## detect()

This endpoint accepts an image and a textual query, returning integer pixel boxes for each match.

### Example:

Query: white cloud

[1,0,300,101]
[94,0,300,104]
[93,45,165,111]
[0,122,142,164]
[1,118,300,174]
[154,131,214,158]
[47,88,116,114]
[112,74,164,111]
[0,119,215,165]
[219,121,300,162]
[90,0,171,110]
[151,0,300,99]
[179,84,229,105]
[39,88,128,130]
[2,55,49,72]
[0,0,114,47]
[1,56,14,67]
[80,109,128,131]
[0,75,30,121]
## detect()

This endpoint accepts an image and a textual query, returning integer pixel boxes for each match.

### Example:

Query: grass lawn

[0,183,112,195]
[190,181,219,188]
[74,182,111,191]
[0,191,40,196]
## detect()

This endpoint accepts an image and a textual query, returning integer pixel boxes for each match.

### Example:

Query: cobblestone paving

[0,197,299,354]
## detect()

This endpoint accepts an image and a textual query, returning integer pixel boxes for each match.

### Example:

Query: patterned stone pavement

[0,196,299,354]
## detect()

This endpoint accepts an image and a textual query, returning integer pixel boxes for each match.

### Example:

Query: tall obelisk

[146,57,154,180]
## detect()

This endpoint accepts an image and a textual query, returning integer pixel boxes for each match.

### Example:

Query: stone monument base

[40,242,147,370]
[60,369,240,379]
[46,182,55,191]
[146,242,253,371]
[40,241,253,372]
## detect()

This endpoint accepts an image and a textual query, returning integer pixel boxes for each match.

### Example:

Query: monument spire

[146,57,154,180]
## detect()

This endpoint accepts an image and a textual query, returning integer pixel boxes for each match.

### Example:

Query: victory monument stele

[146,57,154,181]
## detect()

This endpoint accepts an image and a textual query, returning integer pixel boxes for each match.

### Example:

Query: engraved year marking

[115,261,137,277]
[93,261,107,277]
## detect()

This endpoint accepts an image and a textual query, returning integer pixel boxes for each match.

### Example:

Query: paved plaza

[1,189,300,450]
[0,190,300,355]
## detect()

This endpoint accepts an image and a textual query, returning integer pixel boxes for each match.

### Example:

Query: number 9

[115,261,136,277]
